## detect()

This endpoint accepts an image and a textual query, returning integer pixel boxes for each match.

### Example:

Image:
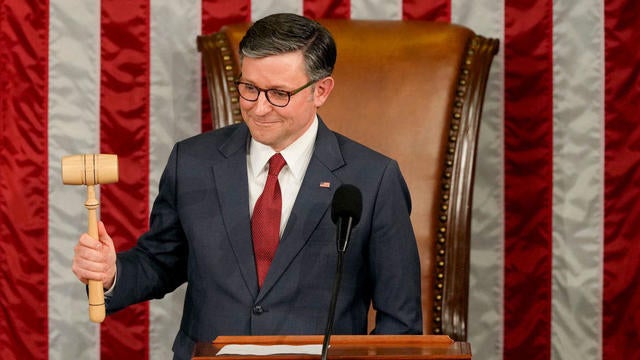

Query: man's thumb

[97,221,114,248]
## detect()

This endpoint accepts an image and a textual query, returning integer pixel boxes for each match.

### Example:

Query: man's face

[239,51,333,152]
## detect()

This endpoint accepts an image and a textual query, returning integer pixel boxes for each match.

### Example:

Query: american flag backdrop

[1,0,639,359]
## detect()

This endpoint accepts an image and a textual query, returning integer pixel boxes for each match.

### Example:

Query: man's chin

[249,131,277,147]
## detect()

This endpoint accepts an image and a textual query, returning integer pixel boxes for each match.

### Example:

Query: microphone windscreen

[331,184,362,225]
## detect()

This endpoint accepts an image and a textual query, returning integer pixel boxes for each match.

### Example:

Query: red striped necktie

[251,153,287,288]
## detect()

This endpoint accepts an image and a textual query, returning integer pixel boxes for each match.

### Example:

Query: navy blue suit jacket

[105,119,422,359]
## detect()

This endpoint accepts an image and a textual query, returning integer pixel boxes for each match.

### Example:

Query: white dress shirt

[247,116,318,236]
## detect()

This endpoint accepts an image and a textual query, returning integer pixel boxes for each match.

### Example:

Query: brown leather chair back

[198,19,498,341]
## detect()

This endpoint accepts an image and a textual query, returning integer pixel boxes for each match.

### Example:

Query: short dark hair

[239,13,337,81]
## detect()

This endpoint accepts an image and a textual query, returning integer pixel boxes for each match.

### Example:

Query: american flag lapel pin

[319,181,331,188]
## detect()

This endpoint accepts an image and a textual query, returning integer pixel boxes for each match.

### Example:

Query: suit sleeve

[368,159,423,334]
[105,144,188,314]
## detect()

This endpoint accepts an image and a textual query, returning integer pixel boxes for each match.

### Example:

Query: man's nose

[253,91,273,114]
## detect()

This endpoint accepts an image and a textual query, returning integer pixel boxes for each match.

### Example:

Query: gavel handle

[86,185,106,323]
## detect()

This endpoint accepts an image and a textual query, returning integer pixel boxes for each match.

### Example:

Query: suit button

[253,305,264,315]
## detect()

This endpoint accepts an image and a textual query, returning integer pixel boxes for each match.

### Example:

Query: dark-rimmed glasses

[234,79,317,107]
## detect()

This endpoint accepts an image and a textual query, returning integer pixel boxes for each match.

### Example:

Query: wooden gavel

[61,153,118,323]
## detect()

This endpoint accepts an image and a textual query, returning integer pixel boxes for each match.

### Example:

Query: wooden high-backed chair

[197,20,498,341]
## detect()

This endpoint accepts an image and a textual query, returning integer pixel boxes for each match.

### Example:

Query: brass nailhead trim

[432,35,477,335]
[214,32,242,124]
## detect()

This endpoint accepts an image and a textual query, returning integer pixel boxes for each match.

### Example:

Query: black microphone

[331,184,363,253]
[321,184,362,360]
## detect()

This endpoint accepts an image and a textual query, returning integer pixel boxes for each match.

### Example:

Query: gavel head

[62,154,118,185]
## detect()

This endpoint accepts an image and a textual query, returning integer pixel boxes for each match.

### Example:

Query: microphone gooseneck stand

[320,216,353,360]
[321,184,361,360]
[320,250,344,360]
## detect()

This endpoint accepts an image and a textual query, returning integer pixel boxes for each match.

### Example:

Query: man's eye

[269,89,289,99]
[243,84,258,92]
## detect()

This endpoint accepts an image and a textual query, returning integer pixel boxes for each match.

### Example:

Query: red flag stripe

[403,0,450,22]
[0,1,50,359]
[603,1,640,359]
[202,0,251,35]
[99,1,151,358]
[503,0,554,358]
[304,0,350,18]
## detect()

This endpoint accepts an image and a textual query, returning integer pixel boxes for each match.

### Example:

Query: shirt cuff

[103,268,117,297]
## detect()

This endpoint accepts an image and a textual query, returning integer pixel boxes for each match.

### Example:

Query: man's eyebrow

[240,79,297,91]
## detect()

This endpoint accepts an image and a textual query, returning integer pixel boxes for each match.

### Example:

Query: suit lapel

[258,119,345,299]
[212,125,259,299]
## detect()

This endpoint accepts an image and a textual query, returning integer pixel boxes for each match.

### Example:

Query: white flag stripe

[351,0,401,20]
[551,1,604,359]
[148,1,202,359]
[252,0,303,19]
[450,0,506,358]
[47,1,101,359]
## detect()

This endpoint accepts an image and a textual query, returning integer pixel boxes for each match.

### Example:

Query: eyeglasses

[234,79,317,107]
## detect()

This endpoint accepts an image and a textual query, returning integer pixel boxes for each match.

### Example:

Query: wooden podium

[192,335,471,359]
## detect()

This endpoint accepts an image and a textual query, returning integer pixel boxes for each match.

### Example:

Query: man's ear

[313,76,334,107]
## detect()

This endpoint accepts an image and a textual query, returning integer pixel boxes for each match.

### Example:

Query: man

[72,13,422,360]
